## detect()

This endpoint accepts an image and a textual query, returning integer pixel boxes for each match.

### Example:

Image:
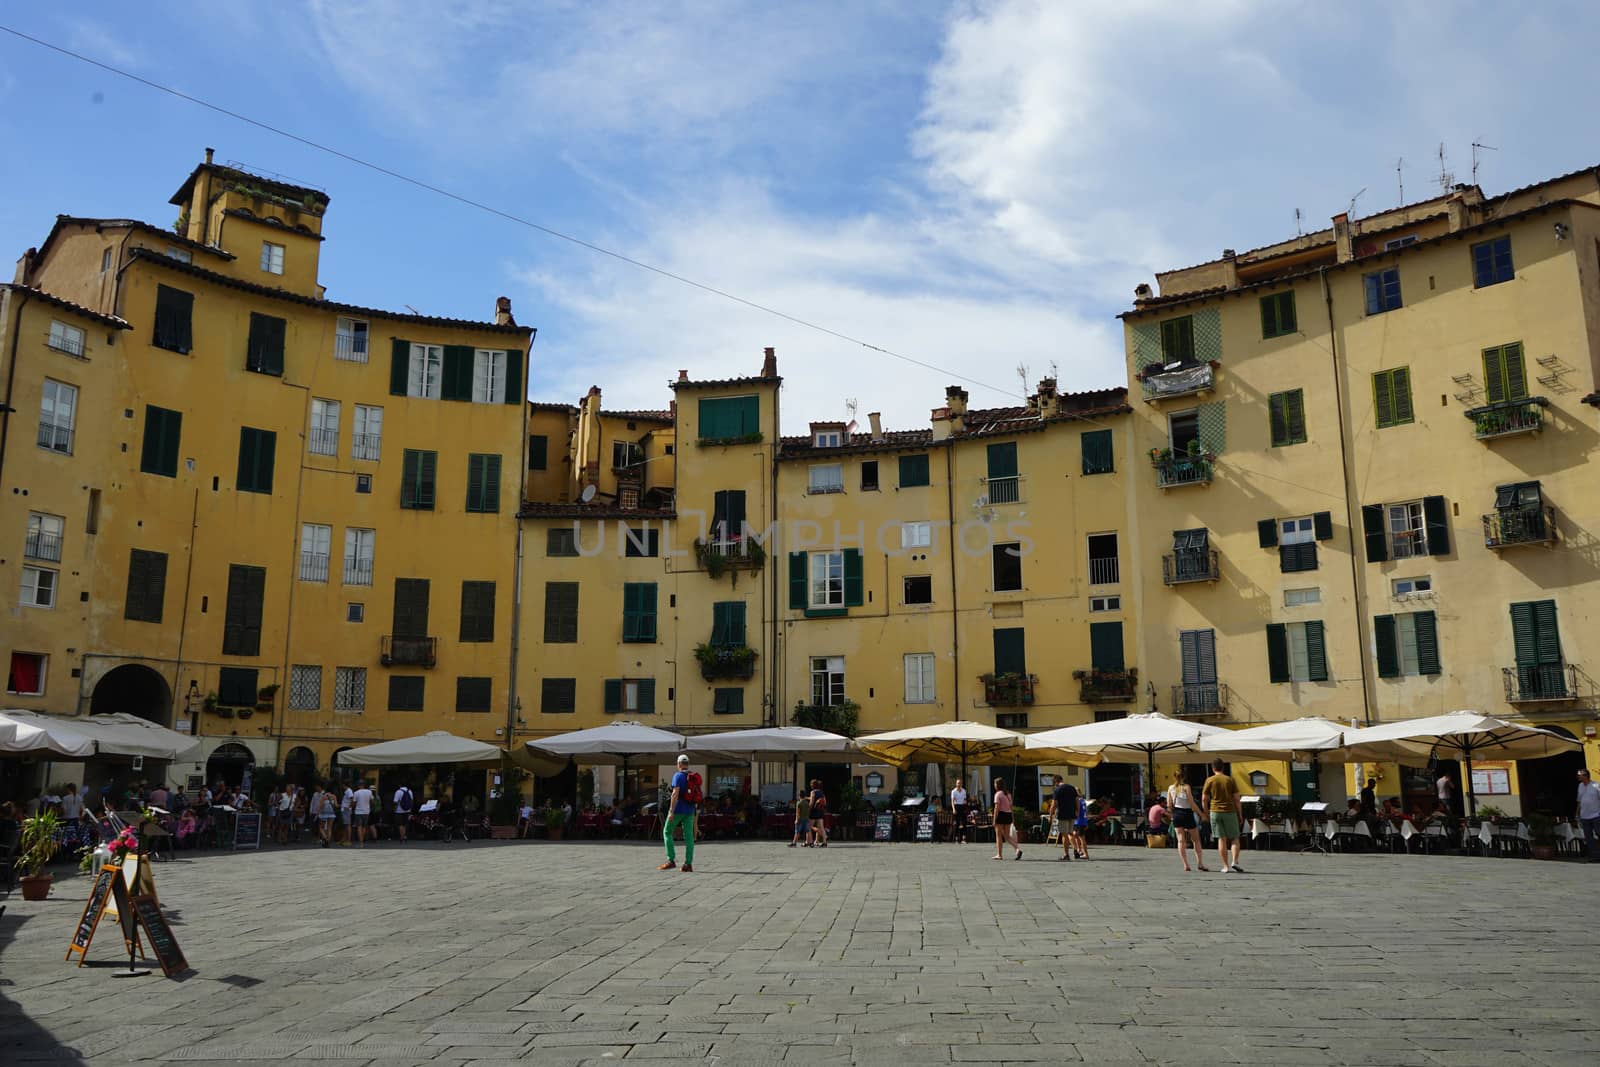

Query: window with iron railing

[308,428,338,456]
[334,318,368,362]
[1087,533,1119,585]
[299,552,330,583]
[25,513,64,563]
[48,321,85,357]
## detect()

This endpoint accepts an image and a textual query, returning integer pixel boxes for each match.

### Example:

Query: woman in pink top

[992,779,1020,861]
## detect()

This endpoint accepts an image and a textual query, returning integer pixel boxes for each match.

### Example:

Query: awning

[0,710,97,757]
[526,721,688,766]
[338,731,505,767]
[0,710,197,759]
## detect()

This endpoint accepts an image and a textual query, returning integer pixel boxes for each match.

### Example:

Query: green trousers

[663,813,695,864]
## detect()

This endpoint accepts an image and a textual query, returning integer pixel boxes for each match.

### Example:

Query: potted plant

[1526,812,1558,860]
[257,683,280,707]
[204,691,218,713]
[544,807,567,841]
[18,810,63,900]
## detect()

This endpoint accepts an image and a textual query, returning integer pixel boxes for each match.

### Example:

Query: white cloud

[65,17,141,70]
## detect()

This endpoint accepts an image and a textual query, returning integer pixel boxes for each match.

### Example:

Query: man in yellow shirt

[1201,759,1245,874]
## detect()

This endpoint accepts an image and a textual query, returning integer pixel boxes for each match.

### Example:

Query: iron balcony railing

[985,475,1020,504]
[1502,663,1578,703]
[24,530,62,562]
[1088,557,1120,586]
[1163,549,1220,585]
[1139,362,1214,402]
[351,433,381,461]
[1172,682,1228,718]
[308,428,339,456]
[1483,505,1556,549]
[1153,453,1214,489]
[334,333,368,363]
[299,552,330,582]
[48,332,86,357]
[381,635,437,668]
[981,673,1036,707]
[343,557,374,586]
[1466,397,1547,441]
[1076,668,1138,703]
[37,423,72,452]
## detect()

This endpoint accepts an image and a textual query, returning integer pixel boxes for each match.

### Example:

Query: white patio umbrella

[528,721,690,801]
[1027,712,1229,791]
[74,712,201,760]
[685,727,857,799]
[858,720,1099,780]
[0,709,97,757]
[339,730,504,767]
[1197,717,1352,760]
[1341,711,1582,816]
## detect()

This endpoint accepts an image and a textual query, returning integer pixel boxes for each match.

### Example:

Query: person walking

[392,782,414,843]
[350,780,374,848]
[950,779,970,844]
[315,785,337,846]
[1436,771,1457,822]
[809,780,829,848]
[993,778,1020,860]
[59,783,83,829]
[659,754,698,872]
[1359,777,1378,823]
[276,785,295,845]
[790,791,811,847]
[1576,768,1600,862]
[1048,776,1078,861]
[1202,759,1244,873]
[1167,772,1208,872]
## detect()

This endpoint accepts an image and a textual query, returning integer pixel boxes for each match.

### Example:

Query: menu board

[914,813,935,842]
[1471,766,1511,796]
[66,864,120,963]
[234,811,262,850]
[130,895,188,978]
[873,814,893,842]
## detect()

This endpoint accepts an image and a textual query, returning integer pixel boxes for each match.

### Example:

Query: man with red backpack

[659,754,700,873]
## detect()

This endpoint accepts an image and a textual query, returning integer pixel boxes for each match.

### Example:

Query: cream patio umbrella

[338,731,505,767]
[1026,712,1229,794]
[0,709,97,757]
[527,721,692,804]
[858,720,1100,785]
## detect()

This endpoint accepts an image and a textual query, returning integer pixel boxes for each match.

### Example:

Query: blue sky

[4,2,1600,430]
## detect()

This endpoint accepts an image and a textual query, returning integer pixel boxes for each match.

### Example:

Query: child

[517,801,534,839]
[790,793,812,847]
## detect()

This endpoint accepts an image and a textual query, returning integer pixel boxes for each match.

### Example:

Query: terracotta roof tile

[518,501,675,520]
[669,375,781,391]
[2,284,132,330]
[601,409,674,423]
[528,401,577,414]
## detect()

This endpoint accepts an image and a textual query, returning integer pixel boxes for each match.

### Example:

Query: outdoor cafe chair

[1491,822,1522,857]
[1464,820,1495,856]
[1557,820,1583,856]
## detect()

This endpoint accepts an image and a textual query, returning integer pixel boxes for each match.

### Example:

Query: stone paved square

[3,838,1597,1064]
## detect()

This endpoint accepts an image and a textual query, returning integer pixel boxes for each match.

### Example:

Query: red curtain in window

[8,653,41,694]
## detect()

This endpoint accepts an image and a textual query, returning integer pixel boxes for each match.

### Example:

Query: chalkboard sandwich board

[130,895,188,978]
[233,811,262,851]
[915,813,935,842]
[873,814,893,842]
[66,864,120,964]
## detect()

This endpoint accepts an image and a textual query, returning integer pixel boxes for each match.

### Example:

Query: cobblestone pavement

[3,836,1597,1065]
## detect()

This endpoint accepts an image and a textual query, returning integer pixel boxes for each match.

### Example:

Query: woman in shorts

[809,780,829,848]
[1166,772,1207,872]
[993,778,1020,860]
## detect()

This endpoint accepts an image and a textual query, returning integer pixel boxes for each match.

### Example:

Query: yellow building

[1124,168,1600,813]
[1,151,531,801]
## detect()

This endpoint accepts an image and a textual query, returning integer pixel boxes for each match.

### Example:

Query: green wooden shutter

[441,345,474,400]
[237,428,275,494]
[1374,614,1399,678]
[843,549,864,607]
[246,313,285,375]
[899,453,930,486]
[788,552,807,609]
[986,442,1018,479]
[544,582,578,643]
[622,584,639,641]
[504,347,523,405]
[1482,345,1506,405]
[466,454,483,511]
[1304,621,1328,682]
[1362,504,1388,562]
[1081,430,1113,474]
[153,285,193,353]
[1414,611,1440,676]
[392,578,431,638]
[726,601,746,645]
[1260,295,1276,339]
[1266,624,1290,683]
[418,451,436,509]
[1313,511,1333,541]
[1391,368,1413,424]
[483,454,501,512]
[622,583,656,642]
[710,602,729,646]
[527,435,547,470]
[1089,621,1124,672]
[1268,392,1288,446]
[725,490,746,536]
[639,584,657,642]
[401,450,418,508]
[1532,600,1561,665]
[1422,496,1450,556]
[1510,602,1537,667]
[638,678,656,714]
[1286,390,1306,443]
[1373,371,1394,428]
[603,679,622,713]
[125,549,168,624]
[459,581,495,642]
[1502,343,1527,401]
[993,628,1027,675]
[1257,519,1277,548]
[160,409,181,476]
[390,339,410,396]
[141,406,182,477]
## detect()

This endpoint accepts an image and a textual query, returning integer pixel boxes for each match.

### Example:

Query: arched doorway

[207,742,256,789]
[1518,726,1585,816]
[329,746,356,784]
[90,663,172,726]
[283,746,317,787]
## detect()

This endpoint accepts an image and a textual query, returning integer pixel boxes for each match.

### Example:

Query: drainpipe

[0,288,31,486]
[1321,267,1374,727]
[507,333,535,751]
[769,384,781,729]
[944,443,960,720]
[276,378,313,766]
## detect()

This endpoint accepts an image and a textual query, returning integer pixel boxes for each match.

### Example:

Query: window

[1510,600,1564,696]
[995,712,1029,730]
[260,241,285,275]
[985,442,1019,503]
[245,312,286,376]
[1160,316,1195,361]
[391,577,430,638]
[809,551,845,609]
[236,427,276,494]
[813,429,842,448]
[1090,620,1124,672]
[904,653,936,703]
[1081,430,1113,475]
[1268,389,1306,446]
[901,521,931,549]
[808,464,843,493]
[25,512,63,562]
[993,628,1026,675]
[48,320,85,357]
[1375,611,1440,678]
[407,344,443,399]
[1260,291,1297,338]
[861,461,879,491]
[299,523,331,582]
[697,395,759,441]
[137,405,182,477]
[465,453,502,513]
[217,667,258,707]
[39,379,77,453]
[810,656,845,706]
[1277,516,1318,573]
[1180,629,1218,700]
[164,245,191,264]
[152,285,193,354]
[602,678,656,715]
[124,548,168,622]
[547,528,579,557]
[712,490,746,546]
[1482,342,1528,404]
[1392,576,1431,597]
[1267,621,1328,683]
[621,583,657,643]
[1363,498,1448,562]
[992,542,1023,592]
[400,449,437,510]
[610,440,644,471]
[712,688,745,715]
[1284,587,1321,607]
[1364,268,1402,315]
[1384,235,1418,250]
[1168,408,1200,453]
[898,454,930,488]
[335,317,368,362]
[541,678,577,714]
[1381,501,1424,559]
[222,564,266,656]
[289,665,322,710]
[21,565,56,607]
[356,474,372,494]
[309,398,340,456]
[623,526,660,557]
[346,603,365,623]
[473,349,505,403]
[710,601,747,646]
[456,676,493,712]
[789,549,862,611]
[351,404,382,461]
[528,434,548,471]
[1472,236,1514,288]
[1089,595,1119,613]
[1087,533,1119,586]
[903,575,932,605]
[459,581,496,643]
[100,248,112,273]
[7,652,46,695]
[333,667,367,712]
[544,582,579,643]
[388,675,425,712]
[344,528,374,586]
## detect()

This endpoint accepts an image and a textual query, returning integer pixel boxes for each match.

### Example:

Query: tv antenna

[1471,142,1498,184]
[1396,157,1405,204]
[1294,208,1303,236]
[1015,363,1029,394]
[1436,143,1454,193]
[1348,188,1366,219]
[844,397,858,420]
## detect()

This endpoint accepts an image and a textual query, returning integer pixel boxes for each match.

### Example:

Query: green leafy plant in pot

[1526,812,1558,860]
[544,806,567,840]
[19,810,63,900]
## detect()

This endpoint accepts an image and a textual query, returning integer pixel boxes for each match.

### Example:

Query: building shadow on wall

[0,911,88,1064]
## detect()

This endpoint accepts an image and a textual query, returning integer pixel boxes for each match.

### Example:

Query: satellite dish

[580,484,597,503]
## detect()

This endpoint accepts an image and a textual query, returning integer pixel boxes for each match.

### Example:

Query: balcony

[696,643,757,681]
[334,333,368,363]
[1172,682,1228,718]
[48,331,85,358]
[694,536,766,582]
[343,557,373,586]
[1502,664,1578,703]
[1482,505,1556,549]
[37,423,72,453]
[984,475,1020,504]
[351,433,381,461]
[1075,667,1137,704]
[1466,397,1546,441]
[381,635,437,668]
[981,672,1036,707]
[308,428,338,456]
[1088,556,1119,586]
[1163,549,1219,585]
[1139,362,1215,403]
[298,552,329,582]
[1152,450,1214,489]
[24,530,62,563]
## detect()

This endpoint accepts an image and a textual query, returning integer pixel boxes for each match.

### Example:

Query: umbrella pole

[1147,750,1156,804]
[1462,748,1477,819]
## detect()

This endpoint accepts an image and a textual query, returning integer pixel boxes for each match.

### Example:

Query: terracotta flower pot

[20,873,53,900]
[1531,845,1557,861]
[546,827,564,841]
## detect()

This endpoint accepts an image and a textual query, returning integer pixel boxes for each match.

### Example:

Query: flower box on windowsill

[694,537,766,583]
[1072,667,1138,703]
[792,700,860,737]
[696,432,763,447]
[696,643,758,681]
[980,672,1036,707]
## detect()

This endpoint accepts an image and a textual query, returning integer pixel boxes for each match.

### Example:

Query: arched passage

[207,742,256,789]
[283,746,317,787]
[1518,726,1586,815]
[329,746,356,784]
[90,663,172,726]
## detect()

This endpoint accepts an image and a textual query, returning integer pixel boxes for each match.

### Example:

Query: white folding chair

[1400,819,1417,854]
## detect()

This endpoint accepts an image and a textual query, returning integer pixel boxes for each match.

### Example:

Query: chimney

[15,246,37,284]
[944,386,968,434]
[494,295,516,326]
[204,147,214,164]
[1035,378,1059,418]
[760,346,778,378]
[1134,283,1153,302]
[678,369,689,382]
[930,406,952,441]
[668,399,677,420]
[867,412,883,441]
[1332,212,1353,263]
